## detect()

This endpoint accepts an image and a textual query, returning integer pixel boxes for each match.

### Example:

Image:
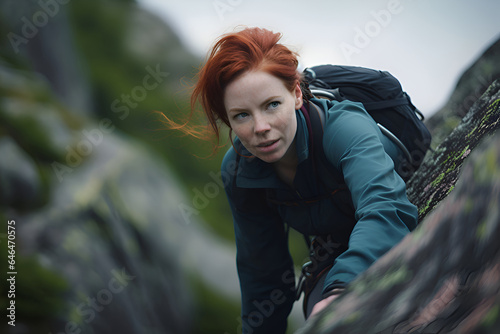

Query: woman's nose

[254,114,271,134]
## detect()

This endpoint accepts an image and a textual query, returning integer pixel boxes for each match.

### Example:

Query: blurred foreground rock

[297,83,500,333]
[0,2,238,333]
[15,136,194,334]
[0,62,191,333]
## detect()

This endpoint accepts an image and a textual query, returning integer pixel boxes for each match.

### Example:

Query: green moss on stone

[480,305,499,328]
[418,197,433,217]
[353,264,411,295]
[431,173,446,187]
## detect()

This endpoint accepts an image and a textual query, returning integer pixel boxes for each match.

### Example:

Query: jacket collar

[234,109,310,189]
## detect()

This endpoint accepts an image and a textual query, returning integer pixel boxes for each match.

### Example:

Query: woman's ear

[294,82,303,109]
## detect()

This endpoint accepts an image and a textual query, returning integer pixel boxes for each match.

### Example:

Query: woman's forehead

[224,71,288,104]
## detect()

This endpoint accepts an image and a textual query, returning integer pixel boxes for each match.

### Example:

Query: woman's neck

[273,138,298,187]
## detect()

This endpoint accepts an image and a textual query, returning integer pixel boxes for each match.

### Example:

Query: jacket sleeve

[320,100,418,293]
[221,149,295,334]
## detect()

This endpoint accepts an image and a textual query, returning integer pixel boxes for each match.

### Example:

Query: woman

[189,27,418,333]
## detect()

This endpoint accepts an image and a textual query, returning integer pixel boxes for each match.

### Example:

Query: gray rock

[296,82,500,334]
[15,134,195,334]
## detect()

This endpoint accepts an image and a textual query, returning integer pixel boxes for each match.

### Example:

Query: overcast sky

[139,0,500,117]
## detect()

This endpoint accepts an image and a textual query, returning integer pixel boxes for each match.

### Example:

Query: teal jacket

[221,98,418,334]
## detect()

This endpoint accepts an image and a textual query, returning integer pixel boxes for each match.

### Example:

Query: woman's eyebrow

[228,96,282,113]
[260,96,281,107]
[228,107,248,113]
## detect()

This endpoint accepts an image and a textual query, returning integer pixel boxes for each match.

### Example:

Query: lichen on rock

[406,81,500,222]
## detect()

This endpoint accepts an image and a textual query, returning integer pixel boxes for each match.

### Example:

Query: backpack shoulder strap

[302,101,354,216]
[301,102,325,164]
[301,102,349,191]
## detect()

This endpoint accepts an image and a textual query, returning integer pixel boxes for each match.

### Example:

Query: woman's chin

[265,153,291,165]
[253,143,293,165]
[254,152,283,164]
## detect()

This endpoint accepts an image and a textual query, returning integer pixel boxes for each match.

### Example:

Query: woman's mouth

[256,139,279,153]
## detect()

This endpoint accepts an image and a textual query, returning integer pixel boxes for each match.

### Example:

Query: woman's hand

[309,294,340,317]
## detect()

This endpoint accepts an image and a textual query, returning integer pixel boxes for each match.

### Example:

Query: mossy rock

[297,83,500,334]
[407,81,500,221]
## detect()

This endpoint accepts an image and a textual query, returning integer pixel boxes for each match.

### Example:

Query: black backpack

[303,64,432,180]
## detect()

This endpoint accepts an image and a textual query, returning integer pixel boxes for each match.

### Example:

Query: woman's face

[224,70,303,164]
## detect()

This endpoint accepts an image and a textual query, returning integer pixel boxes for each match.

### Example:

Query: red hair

[160,27,303,153]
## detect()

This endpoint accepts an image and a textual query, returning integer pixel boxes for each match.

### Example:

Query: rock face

[425,37,500,147]
[0,2,225,334]
[407,81,500,221]
[296,82,500,333]
[14,135,194,334]
[0,62,239,333]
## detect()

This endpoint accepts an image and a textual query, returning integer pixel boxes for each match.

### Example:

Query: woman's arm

[319,100,418,294]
